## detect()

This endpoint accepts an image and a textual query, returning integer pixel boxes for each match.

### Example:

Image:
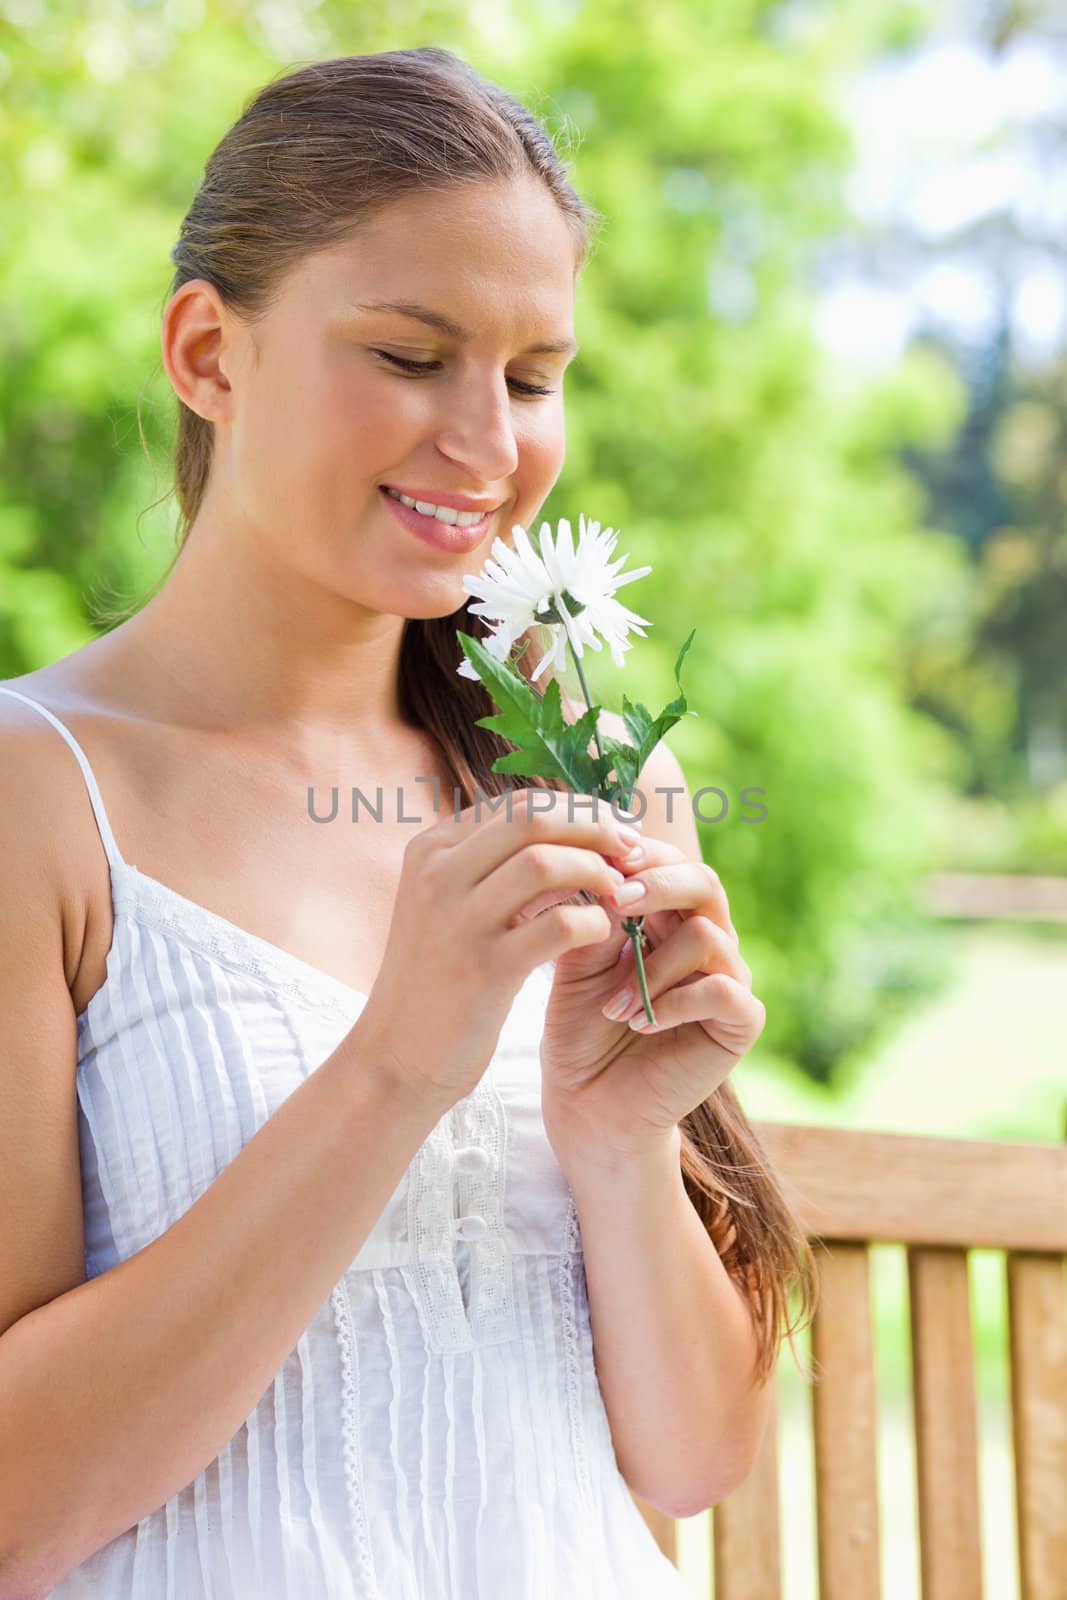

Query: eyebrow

[350,298,580,357]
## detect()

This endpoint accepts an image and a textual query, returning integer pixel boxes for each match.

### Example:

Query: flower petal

[457,511,653,685]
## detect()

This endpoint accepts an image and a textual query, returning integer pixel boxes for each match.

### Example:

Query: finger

[603,832,683,872]
[432,785,556,840]
[423,786,513,853]
[517,887,588,921]
[653,914,752,989]
[489,786,644,859]
[439,787,643,884]
[434,785,643,839]
[603,836,739,943]
[481,842,627,931]
[601,916,750,1020]
[598,833,684,940]
[516,880,630,923]
[628,973,766,1049]
[556,893,678,982]
[605,858,735,941]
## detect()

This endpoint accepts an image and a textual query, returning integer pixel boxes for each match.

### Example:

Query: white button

[453,1146,490,1173]
[454,1215,489,1242]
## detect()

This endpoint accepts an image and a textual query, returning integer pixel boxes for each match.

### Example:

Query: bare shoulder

[0,665,103,971]
[0,669,95,1336]
[0,662,91,800]
[0,669,76,857]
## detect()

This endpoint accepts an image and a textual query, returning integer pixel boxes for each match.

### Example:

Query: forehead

[303,180,578,335]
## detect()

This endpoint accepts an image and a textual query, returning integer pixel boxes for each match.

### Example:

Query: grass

[738,921,1067,1147]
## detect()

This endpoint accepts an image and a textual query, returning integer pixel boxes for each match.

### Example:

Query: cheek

[336,365,451,459]
[237,350,336,473]
[293,372,424,485]
[516,406,567,475]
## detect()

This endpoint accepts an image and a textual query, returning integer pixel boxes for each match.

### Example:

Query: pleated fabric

[0,687,692,1599]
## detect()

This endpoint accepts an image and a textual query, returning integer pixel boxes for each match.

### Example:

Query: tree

[0,0,980,1080]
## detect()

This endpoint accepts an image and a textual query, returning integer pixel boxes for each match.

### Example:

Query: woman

[0,48,816,1598]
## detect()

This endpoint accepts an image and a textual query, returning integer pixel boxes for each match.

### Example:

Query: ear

[160,278,242,426]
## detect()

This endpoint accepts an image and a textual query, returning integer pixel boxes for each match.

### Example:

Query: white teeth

[385,487,487,527]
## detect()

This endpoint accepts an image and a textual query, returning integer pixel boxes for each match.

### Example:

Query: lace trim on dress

[329,1281,382,1595]
[406,1091,522,1356]
[407,1114,473,1356]
[559,1196,595,1517]
[403,965,575,1355]
[452,1082,517,1348]
[109,863,367,1023]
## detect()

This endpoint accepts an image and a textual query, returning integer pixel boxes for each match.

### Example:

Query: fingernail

[602,986,632,1019]
[613,881,647,906]
[617,825,643,849]
[618,843,644,865]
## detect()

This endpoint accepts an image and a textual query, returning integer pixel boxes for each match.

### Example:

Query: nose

[434,373,520,484]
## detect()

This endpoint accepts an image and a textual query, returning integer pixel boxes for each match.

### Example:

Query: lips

[378,485,494,553]
[380,485,503,516]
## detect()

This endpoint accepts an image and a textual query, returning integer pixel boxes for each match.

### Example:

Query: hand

[538,833,765,1169]
[356,786,635,1107]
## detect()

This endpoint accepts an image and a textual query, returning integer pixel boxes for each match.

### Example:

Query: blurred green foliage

[0,0,1000,1081]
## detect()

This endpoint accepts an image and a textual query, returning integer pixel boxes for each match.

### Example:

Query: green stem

[570,645,606,766]
[557,612,656,1026]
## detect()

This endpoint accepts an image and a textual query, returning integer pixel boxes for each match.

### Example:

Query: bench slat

[909,1246,984,1600]
[753,1122,1067,1252]
[811,1243,882,1599]
[628,1120,1065,1598]
[713,1377,783,1600]
[1007,1252,1067,1600]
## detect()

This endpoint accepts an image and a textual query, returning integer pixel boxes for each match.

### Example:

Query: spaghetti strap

[0,685,127,873]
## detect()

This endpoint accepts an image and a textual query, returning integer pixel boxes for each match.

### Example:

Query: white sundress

[0,685,695,1599]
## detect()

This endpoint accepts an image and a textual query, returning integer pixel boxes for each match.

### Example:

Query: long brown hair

[105,47,817,1388]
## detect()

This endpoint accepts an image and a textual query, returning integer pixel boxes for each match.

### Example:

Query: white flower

[455,621,513,682]
[457,513,652,682]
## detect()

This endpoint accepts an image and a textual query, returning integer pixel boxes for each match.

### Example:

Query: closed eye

[370,349,557,397]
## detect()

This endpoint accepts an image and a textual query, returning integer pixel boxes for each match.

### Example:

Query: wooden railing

[631,1115,1067,1599]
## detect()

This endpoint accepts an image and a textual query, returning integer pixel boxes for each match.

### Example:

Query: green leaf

[598,736,642,803]
[616,630,699,806]
[456,630,603,791]
[454,627,699,809]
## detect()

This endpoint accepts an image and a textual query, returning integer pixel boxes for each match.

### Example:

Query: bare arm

[0,748,636,1597]
[561,1130,770,1518]
[0,1022,450,1596]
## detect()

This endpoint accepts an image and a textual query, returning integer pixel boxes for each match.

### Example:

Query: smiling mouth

[378,485,499,548]
[379,486,505,520]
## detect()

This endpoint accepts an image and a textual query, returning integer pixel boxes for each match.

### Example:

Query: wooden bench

[632,1116,1067,1599]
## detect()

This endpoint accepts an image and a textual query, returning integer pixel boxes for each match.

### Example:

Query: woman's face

[178,177,581,616]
